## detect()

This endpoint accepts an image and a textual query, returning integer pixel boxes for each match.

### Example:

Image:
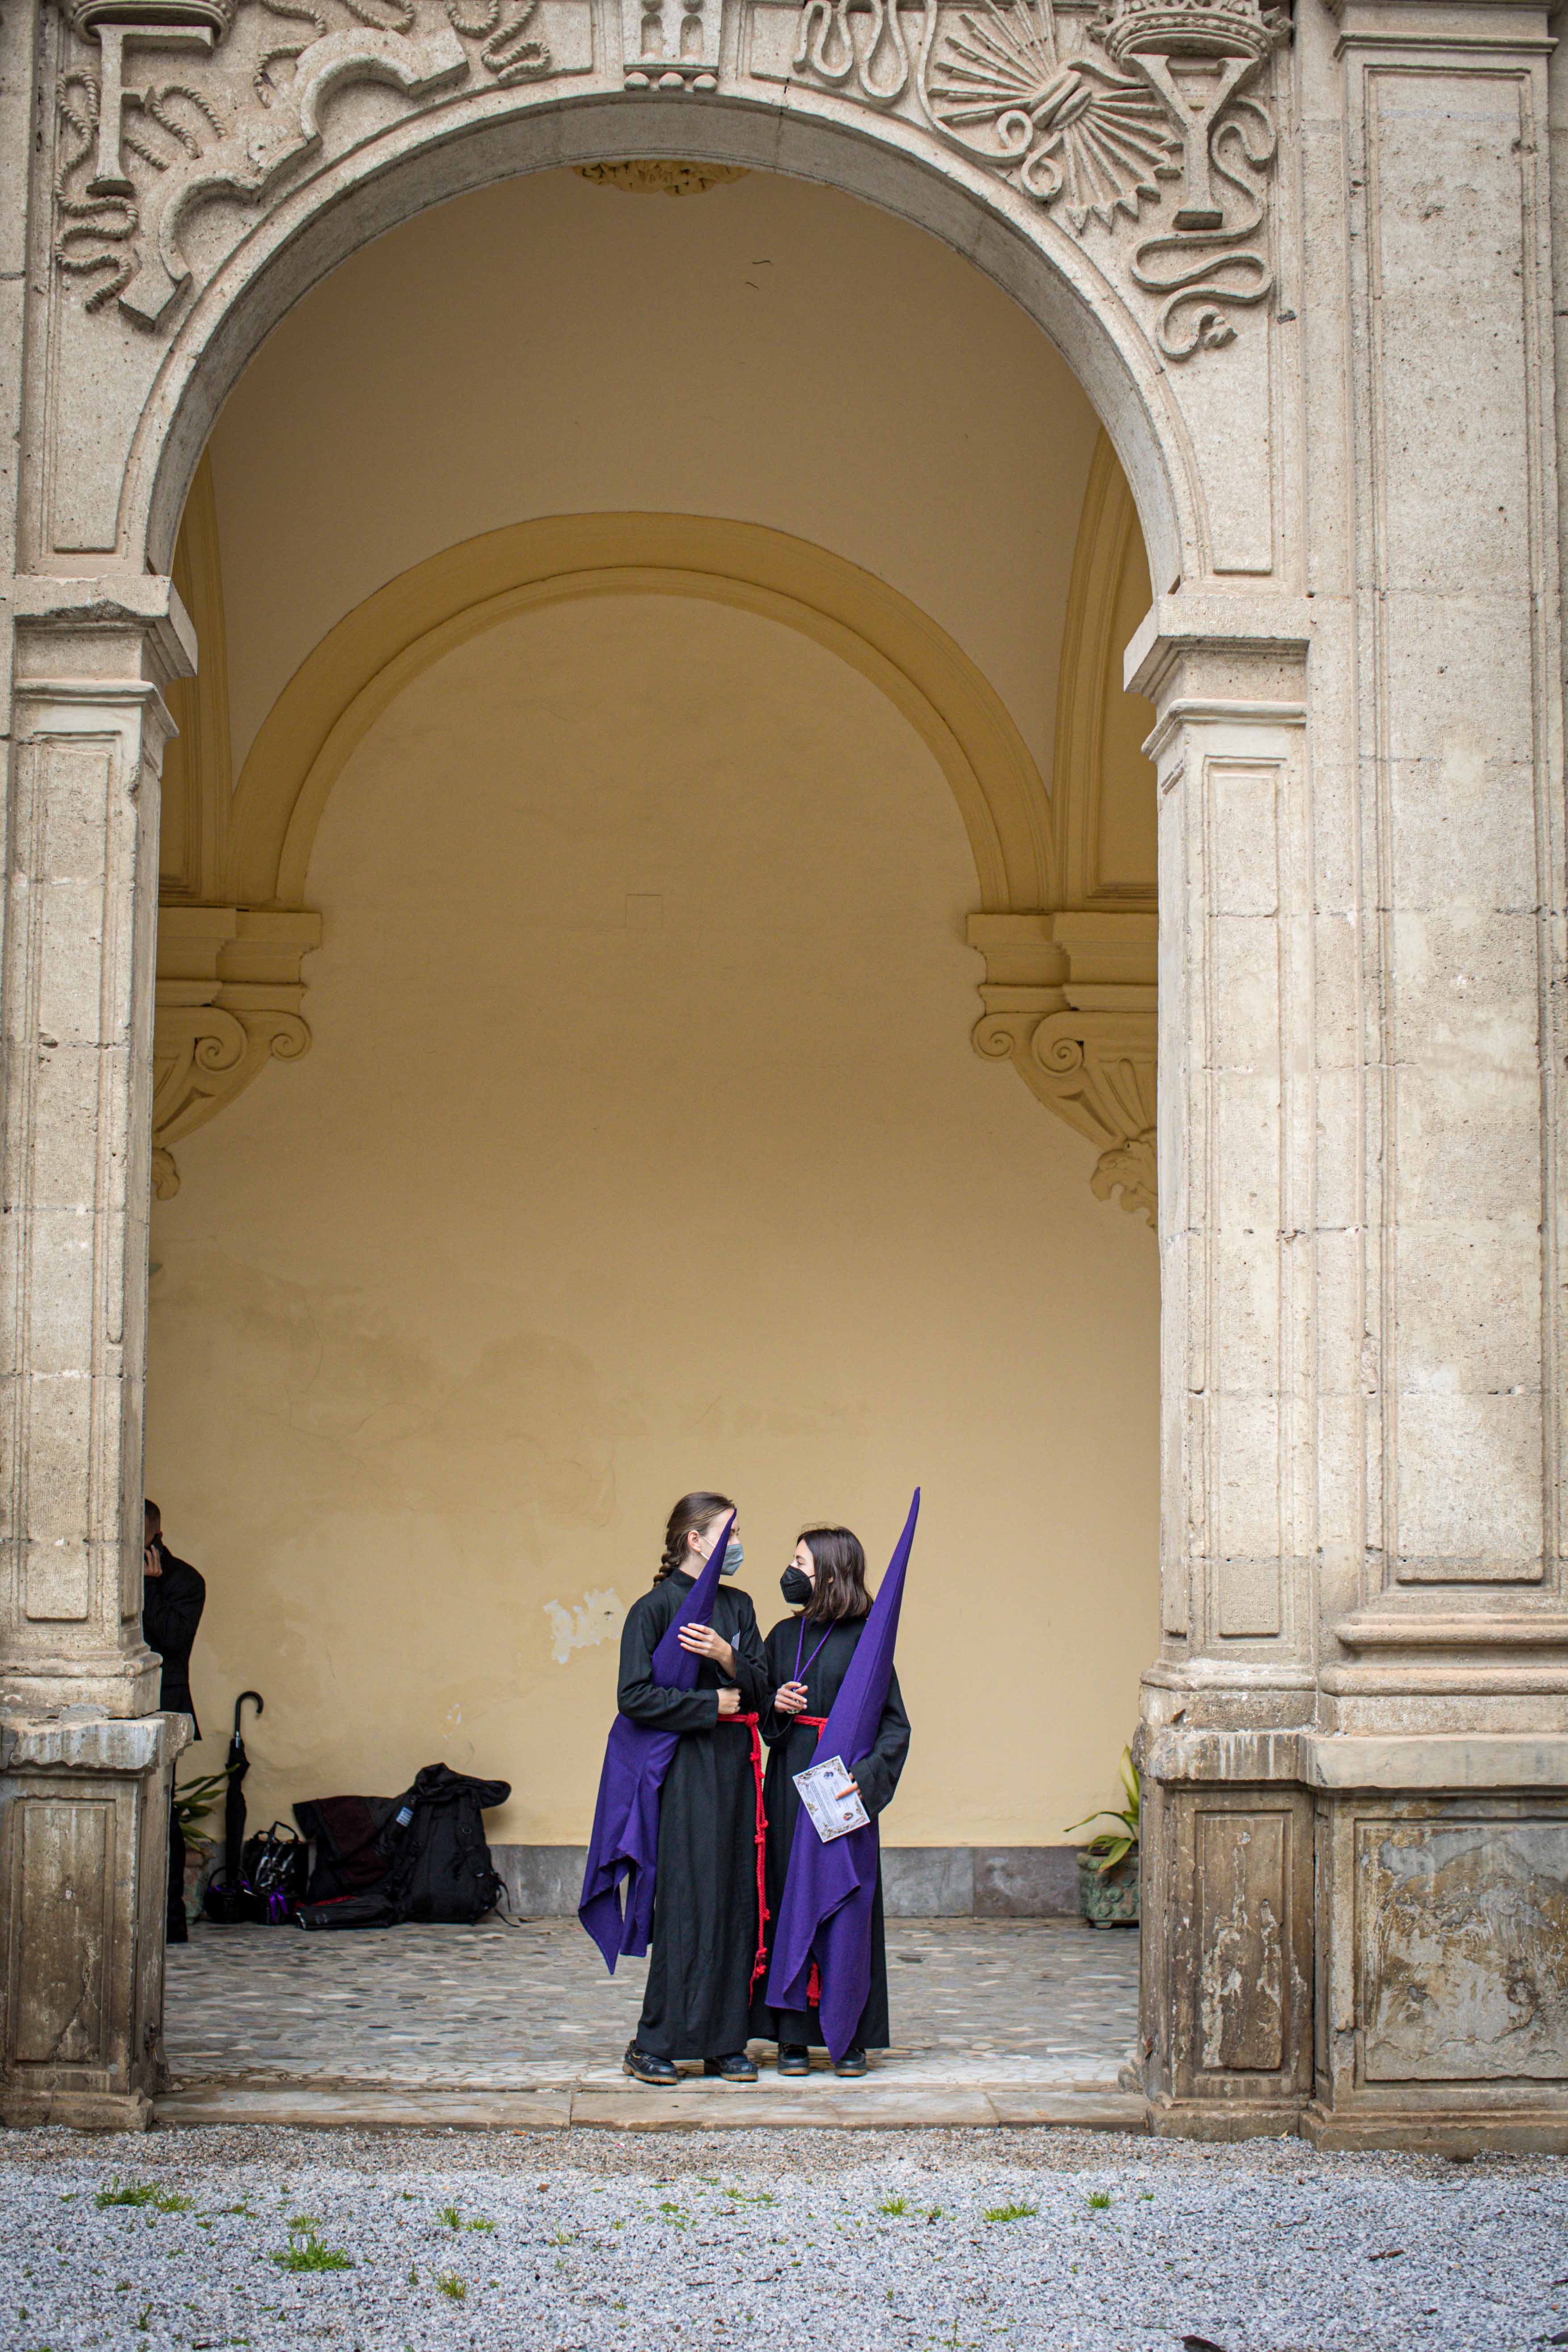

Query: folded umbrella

[766,1488,919,2060]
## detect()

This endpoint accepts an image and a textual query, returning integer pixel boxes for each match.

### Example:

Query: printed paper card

[793,1754,870,1844]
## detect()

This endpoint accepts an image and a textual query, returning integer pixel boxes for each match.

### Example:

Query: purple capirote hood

[765,1488,919,2059]
[577,1511,734,1971]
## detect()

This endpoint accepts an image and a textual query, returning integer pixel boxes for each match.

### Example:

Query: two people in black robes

[616,1496,908,2085]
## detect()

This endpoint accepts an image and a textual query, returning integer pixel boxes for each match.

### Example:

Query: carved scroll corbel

[152,907,320,1197]
[968,912,1158,1226]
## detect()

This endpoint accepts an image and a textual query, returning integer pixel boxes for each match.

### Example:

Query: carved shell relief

[49,0,1288,358]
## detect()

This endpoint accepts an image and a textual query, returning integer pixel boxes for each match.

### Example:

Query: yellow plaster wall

[205,166,1104,790]
[146,590,1158,1847]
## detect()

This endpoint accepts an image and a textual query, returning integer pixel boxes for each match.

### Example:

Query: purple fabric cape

[577,1512,734,1973]
[765,1488,919,2060]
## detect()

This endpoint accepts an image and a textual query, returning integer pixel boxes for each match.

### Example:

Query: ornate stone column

[1135,0,1568,2152]
[1129,596,1318,2137]
[0,580,193,2127]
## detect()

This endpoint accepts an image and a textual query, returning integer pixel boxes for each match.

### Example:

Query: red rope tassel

[719,1712,772,1989]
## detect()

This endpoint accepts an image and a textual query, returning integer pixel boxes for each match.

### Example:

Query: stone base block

[1299,2101,1568,2157]
[0,1708,188,2134]
[2,2088,155,2131]
[1144,2095,1304,2143]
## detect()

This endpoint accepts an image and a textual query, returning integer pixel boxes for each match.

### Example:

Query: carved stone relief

[152,907,321,1197]
[968,911,1158,1224]
[49,0,1284,360]
[50,0,583,329]
[766,0,1288,359]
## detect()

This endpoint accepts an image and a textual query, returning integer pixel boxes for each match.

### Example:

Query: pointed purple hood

[577,1511,733,1972]
[765,1488,919,2058]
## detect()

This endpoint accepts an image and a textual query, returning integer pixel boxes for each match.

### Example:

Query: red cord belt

[718,1709,832,1993]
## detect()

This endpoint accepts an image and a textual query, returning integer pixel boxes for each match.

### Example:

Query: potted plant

[1066,1745,1140,1928]
[174,1766,234,1923]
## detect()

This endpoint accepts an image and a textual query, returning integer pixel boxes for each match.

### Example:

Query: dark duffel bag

[294,1763,509,1931]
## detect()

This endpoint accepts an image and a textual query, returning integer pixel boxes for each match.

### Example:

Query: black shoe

[623,2043,679,2086]
[833,2045,868,2077]
[777,2044,810,2077]
[166,1916,189,1946]
[702,2051,758,2083]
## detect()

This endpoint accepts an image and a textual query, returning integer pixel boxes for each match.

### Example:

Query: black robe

[142,1546,206,1735]
[619,1571,770,2061]
[750,1612,910,2051]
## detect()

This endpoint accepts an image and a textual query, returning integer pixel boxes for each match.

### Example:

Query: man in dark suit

[142,1498,206,1943]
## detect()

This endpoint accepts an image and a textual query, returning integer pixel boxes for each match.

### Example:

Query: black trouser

[168,1791,186,1934]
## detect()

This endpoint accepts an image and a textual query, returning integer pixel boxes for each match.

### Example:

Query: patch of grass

[982,2202,1037,2224]
[435,2272,467,2303]
[407,2264,418,2285]
[272,2223,353,2274]
[135,2306,152,2332]
[438,2204,461,2230]
[466,2218,495,2233]
[879,2196,909,2216]
[95,2183,192,2213]
[1087,2191,1112,2211]
[926,2207,943,2224]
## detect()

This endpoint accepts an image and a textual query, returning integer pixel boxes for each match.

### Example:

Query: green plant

[1066,1745,1140,1873]
[982,2202,1037,2223]
[436,2272,467,2302]
[1087,2190,1111,2210]
[438,2204,461,2230]
[879,2196,909,2216]
[95,2184,192,2214]
[272,2224,352,2273]
[171,1765,235,1856]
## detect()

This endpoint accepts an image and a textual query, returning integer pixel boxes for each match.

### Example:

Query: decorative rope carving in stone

[49,0,552,326]
[49,0,1283,353]
[790,0,1288,357]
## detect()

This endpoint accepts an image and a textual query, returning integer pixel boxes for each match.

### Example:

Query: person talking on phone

[141,1499,206,1943]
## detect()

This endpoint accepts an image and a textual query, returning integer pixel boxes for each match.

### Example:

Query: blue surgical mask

[719,1537,744,1577]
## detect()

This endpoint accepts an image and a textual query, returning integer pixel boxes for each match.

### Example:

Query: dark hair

[800,1526,870,1623]
[144,1498,162,1537]
[656,1491,736,1583]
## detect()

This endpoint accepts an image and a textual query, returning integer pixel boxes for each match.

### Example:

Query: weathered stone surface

[1,0,1566,2151]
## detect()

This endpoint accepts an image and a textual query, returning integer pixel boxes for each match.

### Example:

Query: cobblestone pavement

[166,1917,1139,2092]
[0,2121,1560,2352]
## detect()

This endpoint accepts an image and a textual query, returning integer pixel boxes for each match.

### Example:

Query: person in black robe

[751,1523,910,2075]
[620,1492,771,2084]
[142,1498,206,1943]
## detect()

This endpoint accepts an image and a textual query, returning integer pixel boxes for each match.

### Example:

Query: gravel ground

[0,2122,1562,2352]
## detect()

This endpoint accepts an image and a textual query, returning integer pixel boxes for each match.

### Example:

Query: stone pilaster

[1126,596,1319,2136]
[0,581,192,1720]
[0,583,193,2128]
[1134,0,1568,2151]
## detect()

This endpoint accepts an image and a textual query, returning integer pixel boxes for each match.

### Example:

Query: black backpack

[294,1764,510,1931]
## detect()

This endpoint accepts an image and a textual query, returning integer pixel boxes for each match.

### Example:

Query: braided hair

[655,1490,736,1582]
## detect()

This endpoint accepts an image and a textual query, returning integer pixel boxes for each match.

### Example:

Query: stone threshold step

[154,2084,1150,2134]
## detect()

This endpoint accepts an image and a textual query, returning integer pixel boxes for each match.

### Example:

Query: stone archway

[5,0,1568,2155]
